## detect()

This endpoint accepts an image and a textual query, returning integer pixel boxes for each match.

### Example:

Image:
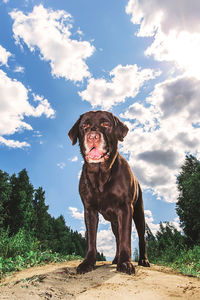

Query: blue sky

[1,0,200,258]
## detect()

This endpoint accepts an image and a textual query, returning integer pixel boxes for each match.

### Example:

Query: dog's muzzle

[84,131,110,162]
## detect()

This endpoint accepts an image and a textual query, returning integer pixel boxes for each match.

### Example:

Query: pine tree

[96,251,106,261]
[0,170,11,230]
[145,223,157,260]
[33,187,50,245]
[176,155,200,245]
[133,248,139,262]
[8,169,35,234]
[146,222,185,263]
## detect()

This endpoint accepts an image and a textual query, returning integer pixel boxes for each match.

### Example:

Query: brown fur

[68,110,150,274]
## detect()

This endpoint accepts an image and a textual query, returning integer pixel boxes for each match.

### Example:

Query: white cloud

[69,207,84,221]
[120,131,181,202]
[0,136,29,148]
[76,27,83,36]
[78,230,85,238]
[0,44,11,66]
[0,69,55,148]
[97,225,141,258]
[33,130,42,138]
[57,162,66,169]
[146,31,200,79]
[14,65,25,73]
[148,76,200,124]
[78,169,82,180]
[126,0,200,79]
[144,210,160,235]
[97,228,116,258]
[126,0,200,37]
[0,70,31,137]
[10,5,95,82]
[145,210,181,235]
[120,102,159,131]
[124,2,200,201]
[69,206,109,226]
[32,93,55,118]
[169,217,182,232]
[99,215,109,226]
[2,0,9,4]
[70,156,78,162]
[121,75,200,202]
[79,64,159,109]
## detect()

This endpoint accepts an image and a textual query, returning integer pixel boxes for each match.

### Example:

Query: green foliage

[146,155,200,278]
[133,248,139,262]
[0,168,106,278]
[96,252,106,261]
[147,222,185,263]
[171,245,200,278]
[6,170,36,235]
[0,170,11,228]
[33,187,49,241]
[0,228,38,258]
[176,155,200,245]
[1,249,81,279]
[146,222,200,277]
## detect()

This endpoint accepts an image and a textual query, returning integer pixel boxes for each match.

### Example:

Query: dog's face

[68,111,128,164]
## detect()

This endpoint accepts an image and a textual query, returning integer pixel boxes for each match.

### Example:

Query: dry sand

[0,260,200,299]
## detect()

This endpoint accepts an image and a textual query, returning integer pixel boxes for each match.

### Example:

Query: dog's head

[68,110,128,164]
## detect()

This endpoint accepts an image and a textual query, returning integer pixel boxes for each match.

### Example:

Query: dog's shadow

[4,262,136,299]
[44,262,134,295]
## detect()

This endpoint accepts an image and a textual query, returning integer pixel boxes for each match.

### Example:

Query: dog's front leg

[77,207,98,274]
[117,204,135,275]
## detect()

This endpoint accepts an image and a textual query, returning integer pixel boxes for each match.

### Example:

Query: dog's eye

[82,123,90,130]
[101,122,110,128]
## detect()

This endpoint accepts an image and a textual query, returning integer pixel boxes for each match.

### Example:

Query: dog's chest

[79,161,134,222]
[98,196,119,222]
[91,192,119,222]
[80,175,127,221]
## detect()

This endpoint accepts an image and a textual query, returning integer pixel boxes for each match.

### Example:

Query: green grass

[150,245,200,278]
[0,250,81,279]
[171,245,200,278]
[0,229,82,279]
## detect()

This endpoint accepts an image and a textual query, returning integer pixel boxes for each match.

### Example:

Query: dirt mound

[0,261,200,299]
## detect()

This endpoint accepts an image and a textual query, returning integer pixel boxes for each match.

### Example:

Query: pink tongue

[88,148,103,159]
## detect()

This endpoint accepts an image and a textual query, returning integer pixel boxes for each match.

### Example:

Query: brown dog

[68,110,150,274]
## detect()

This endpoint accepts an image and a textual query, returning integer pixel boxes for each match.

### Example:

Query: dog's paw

[77,260,95,274]
[138,259,150,267]
[112,256,118,264]
[117,261,135,275]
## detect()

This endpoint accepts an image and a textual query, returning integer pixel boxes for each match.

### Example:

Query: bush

[0,229,82,279]
[0,228,38,258]
[146,223,200,278]
[172,246,200,278]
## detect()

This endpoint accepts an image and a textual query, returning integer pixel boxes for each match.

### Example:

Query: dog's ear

[68,115,82,145]
[113,116,129,142]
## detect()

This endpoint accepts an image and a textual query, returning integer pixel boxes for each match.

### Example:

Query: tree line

[144,155,200,277]
[0,168,105,272]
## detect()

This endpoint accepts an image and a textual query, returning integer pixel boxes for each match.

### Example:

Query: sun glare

[162,31,200,79]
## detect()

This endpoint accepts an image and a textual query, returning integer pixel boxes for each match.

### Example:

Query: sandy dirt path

[0,260,200,299]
